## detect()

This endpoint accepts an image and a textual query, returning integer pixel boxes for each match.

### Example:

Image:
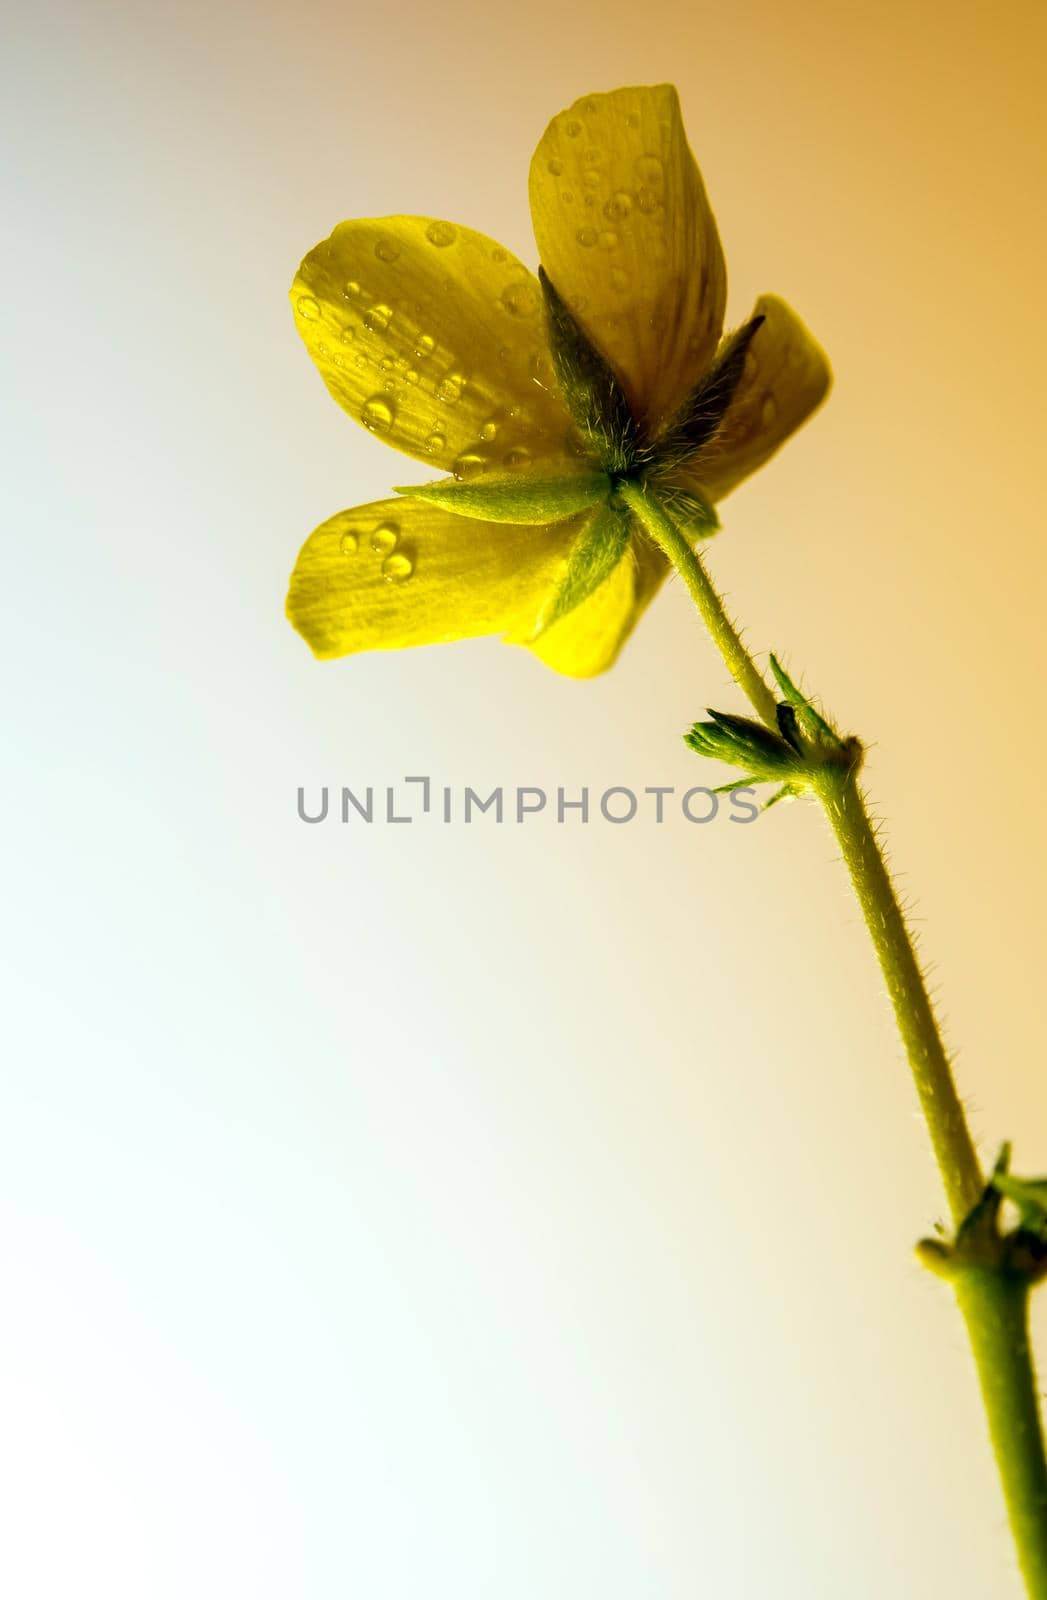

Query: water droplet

[424,431,446,454]
[604,191,633,220]
[583,169,601,190]
[317,341,329,356]
[415,333,436,359]
[560,188,576,205]
[452,452,487,480]
[504,446,531,469]
[361,396,395,434]
[370,523,399,555]
[438,373,465,403]
[625,111,640,129]
[375,237,401,263]
[339,530,358,555]
[598,230,618,250]
[364,303,392,334]
[382,552,413,583]
[296,294,320,320]
[354,354,368,368]
[583,146,602,166]
[761,394,778,427]
[343,280,361,300]
[547,157,563,176]
[575,226,597,248]
[479,419,499,441]
[380,355,395,371]
[497,346,511,362]
[500,280,538,317]
[582,98,599,116]
[404,368,420,385]
[635,154,664,188]
[565,119,582,137]
[340,327,355,345]
[636,187,663,215]
[491,246,507,263]
[425,221,457,248]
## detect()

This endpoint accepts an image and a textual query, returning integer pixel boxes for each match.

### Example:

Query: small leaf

[396,469,608,524]
[535,498,633,633]
[993,1174,1047,1234]
[539,268,640,473]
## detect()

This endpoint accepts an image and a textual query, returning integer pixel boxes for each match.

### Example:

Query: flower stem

[618,483,779,728]
[955,1271,1047,1599]
[813,764,982,1223]
[623,482,1047,1593]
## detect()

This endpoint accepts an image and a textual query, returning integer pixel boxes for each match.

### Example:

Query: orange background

[6,1,1047,1594]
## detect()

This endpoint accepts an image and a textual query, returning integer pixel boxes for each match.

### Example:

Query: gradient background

[5,1,1047,1594]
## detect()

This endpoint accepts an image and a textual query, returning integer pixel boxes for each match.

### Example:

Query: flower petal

[524,530,668,678]
[691,295,832,501]
[286,498,577,660]
[291,217,579,476]
[529,85,727,434]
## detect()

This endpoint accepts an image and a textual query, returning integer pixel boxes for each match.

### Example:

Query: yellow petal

[524,531,668,678]
[694,295,832,501]
[286,497,577,661]
[291,217,580,476]
[529,86,726,435]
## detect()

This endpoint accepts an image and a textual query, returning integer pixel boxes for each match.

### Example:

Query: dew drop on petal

[339,530,358,555]
[425,221,457,248]
[361,395,395,434]
[500,280,538,317]
[296,295,320,320]
[565,119,582,137]
[438,373,465,403]
[635,154,664,188]
[375,237,401,262]
[452,452,487,480]
[636,187,663,215]
[598,230,618,250]
[761,394,778,427]
[404,368,420,385]
[340,327,355,345]
[382,552,413,582]
[576,226,597,248]
[343,280,361,300]
[604,191,633,220]
[547,157,563,175]
[424,431,446,454]
[364,303,393,334]
[479,419,499,441]
[625,111,640,129]
[370,523,399,555]
[560,188,576,205]
[504,446,531,469]
[415,333,436,359]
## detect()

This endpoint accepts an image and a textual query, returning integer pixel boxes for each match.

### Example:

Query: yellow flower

[286,84,830,678]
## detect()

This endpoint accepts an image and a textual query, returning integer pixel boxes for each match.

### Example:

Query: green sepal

[395,469,609,525]
[993,1174,1047,1239]
[650,483,720,540]
[538,267,640,474]
[534,498,632,635]
[655,314,766,467]
[686,709,806,782]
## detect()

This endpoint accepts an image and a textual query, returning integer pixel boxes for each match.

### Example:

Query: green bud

[395,469,609,524]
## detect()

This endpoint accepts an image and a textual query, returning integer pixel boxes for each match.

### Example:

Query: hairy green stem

[956,1272,1047,1599]
[814,765,982,1223]
[625,483,1047,1594]
[619,483,779,727]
